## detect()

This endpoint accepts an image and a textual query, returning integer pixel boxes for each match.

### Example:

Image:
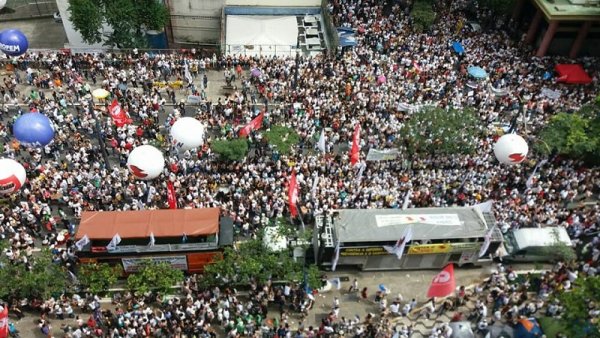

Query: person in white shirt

[390,301,400,316]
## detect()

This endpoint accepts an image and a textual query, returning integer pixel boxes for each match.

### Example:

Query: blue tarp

[514,318,543,338]
[452,41,464,54]
[340,35,357,47]
[468,66,488,79]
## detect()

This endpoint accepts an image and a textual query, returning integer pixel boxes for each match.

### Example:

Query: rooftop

[533,0,600,21]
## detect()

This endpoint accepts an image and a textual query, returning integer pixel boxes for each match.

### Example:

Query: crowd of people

[0,0,599,336]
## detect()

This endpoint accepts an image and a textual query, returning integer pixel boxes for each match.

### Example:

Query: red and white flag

[349,123,360,166]
[288,169,299,217]
[413,61,422,73]
[427,264,456,298]
[239,111,265,137]
[167,181,177,209]
[383,227,413,260]
[108,99,132,127]
[0,305,8,338]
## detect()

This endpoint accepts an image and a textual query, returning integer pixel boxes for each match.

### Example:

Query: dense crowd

[1,0,599,336]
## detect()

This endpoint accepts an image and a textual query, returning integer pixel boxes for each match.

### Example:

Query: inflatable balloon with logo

[0,158,26,195]
[13,113,55,147]
[127,145,165,180]
[0,29,29,57]
[170,117,205,151]
[493,134,529,164]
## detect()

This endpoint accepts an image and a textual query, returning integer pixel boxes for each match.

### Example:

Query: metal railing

[0,0,58,20]
[224,44,303,57]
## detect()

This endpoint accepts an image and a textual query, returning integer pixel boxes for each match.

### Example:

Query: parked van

[501,227,574,262]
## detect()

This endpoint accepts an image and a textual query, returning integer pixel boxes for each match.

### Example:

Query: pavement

[0,17,67,49]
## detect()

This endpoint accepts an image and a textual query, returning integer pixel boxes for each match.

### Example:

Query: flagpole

[296,202,306,232]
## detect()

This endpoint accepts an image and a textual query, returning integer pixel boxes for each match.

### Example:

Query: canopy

[340,35,358,47]
[514,318,543,338]
[485,324,515,338]
[75,208,220,239]
[452,41,464,54]
[92,88,110,99]
[555,64,592,84]
[468,66,487,79]
[449,322,474,338]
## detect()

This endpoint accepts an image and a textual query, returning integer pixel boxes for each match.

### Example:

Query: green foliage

[78,263,122,294]
[263,125,300,155]
[0,247,67,300]
[538,316,570,338]
[274,217,312,247]
[211,138,249,161]
[202,239,320,289]
[411,0,436,32]
[557,276,600,337]
[126,261,184,295]
[478,0,514,15]
[68,0,169,48]
[537,110,600,162]
[401,106,480,156]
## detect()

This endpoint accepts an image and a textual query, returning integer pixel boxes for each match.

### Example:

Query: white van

[502,227,574,262]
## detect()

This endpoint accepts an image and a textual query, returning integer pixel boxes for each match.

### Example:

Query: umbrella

[92,88,110,99]
[452,41,465,55]
[118,83,127,91]
[468,66,488,79]
[251,68,261,77]
[377,75,386,84]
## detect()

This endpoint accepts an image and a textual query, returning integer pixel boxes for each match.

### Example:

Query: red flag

[239,111,265,137]
[108,99,132,127]
[288,169,299,217]
[0,306,8,338]
[413,61,422,73]
[427,264,456,298]
[349,123,360,165]
[167,181,177,209]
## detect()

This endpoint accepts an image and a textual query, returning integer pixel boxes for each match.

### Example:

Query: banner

[349,123,360,165]
[427,264,456,298]
[121,256,188,273]
[167,181,177,209]
[376,214,461,227]
[366,148,400,161]
[383,227,413,260]
[288,169,299,217]
[0,306,7,338]
[239,111,264,137]
[331,239,341,271]
[408,243,451,255]
[108,99,132,127]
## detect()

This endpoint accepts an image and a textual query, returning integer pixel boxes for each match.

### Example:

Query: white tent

[226,15,299,57]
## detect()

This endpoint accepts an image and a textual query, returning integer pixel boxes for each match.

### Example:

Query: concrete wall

[167,0,223,45]
[225,0,320,6]
[55,0,108,49]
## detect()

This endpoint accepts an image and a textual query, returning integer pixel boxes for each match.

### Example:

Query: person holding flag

[239,111,265,137]
[288,169,299,218]
[349,123,361,166]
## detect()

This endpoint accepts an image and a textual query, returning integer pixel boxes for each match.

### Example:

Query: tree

[263,125,300,155]
[68,0,169,48]
[78,263,122,294]
[536,111,599,163]
[0,247,67,300]
[400,106,481,156]
[211,138,249,161]
[478,0,514,15]
[411,0,436,32]
[126,261,183,295]
[557,276,600,337]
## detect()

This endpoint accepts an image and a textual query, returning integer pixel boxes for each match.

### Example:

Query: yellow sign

[408,243,451,255]
[340,247,388,257]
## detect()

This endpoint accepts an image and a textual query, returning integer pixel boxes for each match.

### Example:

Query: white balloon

[494,134,529,165]
[0,0,6,10]
[127,145,165,180]
[0,158,26,195]
[170,117,205,151]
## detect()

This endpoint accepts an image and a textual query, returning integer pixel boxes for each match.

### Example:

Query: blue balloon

[13,113,55,147]
[0,29,29,57]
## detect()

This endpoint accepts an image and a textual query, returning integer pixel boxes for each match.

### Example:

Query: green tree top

[68,0,169,48]
[557,276,600,337]
[263,125,300,155]
[126,261,183,295]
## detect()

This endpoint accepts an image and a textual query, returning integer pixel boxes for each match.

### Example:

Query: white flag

[402,190,412,210]
[106,233,122,251]
[479,227,495,258]
[355,162,366,184]
[184,62,193,84]
[329,277,342,290]
[526,159,547,189]
[383,227,413,260]
[317,129,326,153]
[331,239,341,272]
[75,234,90,251]
[148,232,155,247]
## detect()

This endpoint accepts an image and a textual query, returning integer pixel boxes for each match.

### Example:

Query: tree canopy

[411,0,436,32]
[211,138,249,161]
[78,263,122,294]
[400,106,481,156]
[557,276,600,337]
[263,125,300,155]
[126,261,184,295]
[68,0,169,48]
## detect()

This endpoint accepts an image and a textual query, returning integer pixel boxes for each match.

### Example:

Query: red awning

[555,64,592,84]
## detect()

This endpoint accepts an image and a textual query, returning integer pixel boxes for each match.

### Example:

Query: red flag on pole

[239,111,265,137]
[108,99,132,127]
[167,181,177,209]
[0,306,8,338]
[288,169,299,217]
[427,264,456,298]
[349,123,360,166]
